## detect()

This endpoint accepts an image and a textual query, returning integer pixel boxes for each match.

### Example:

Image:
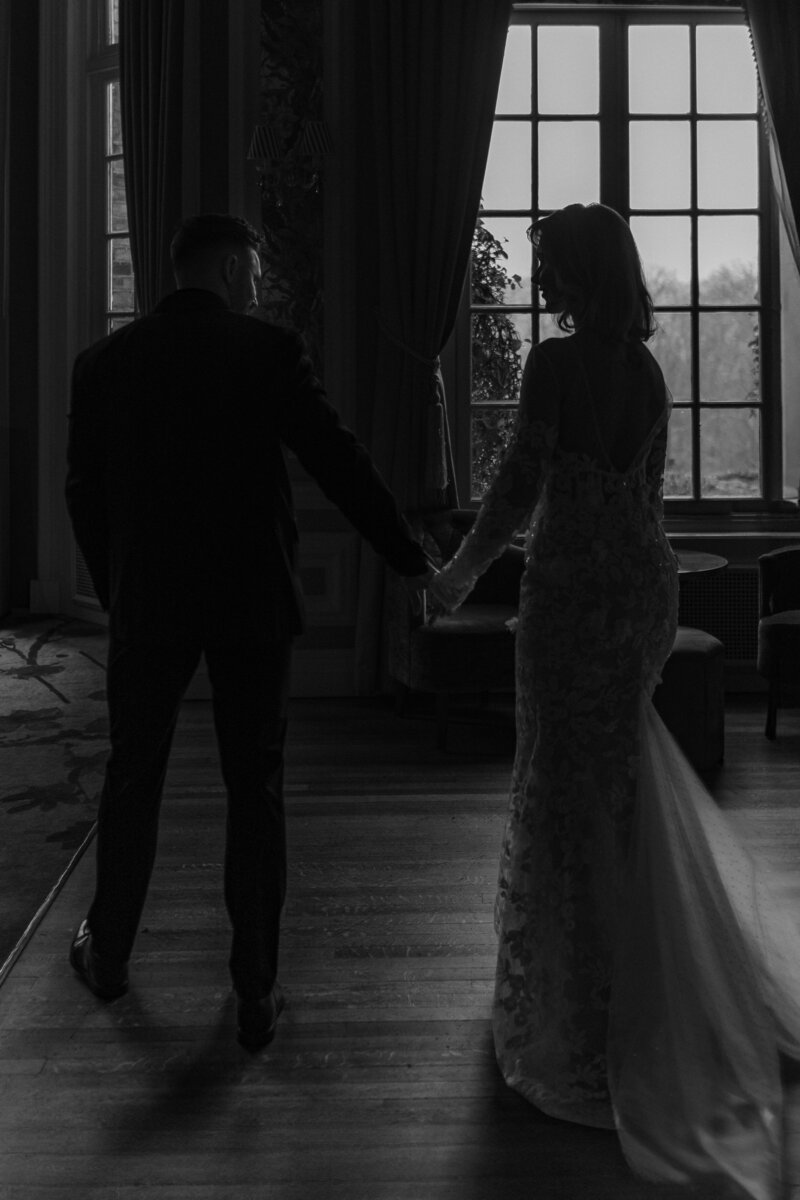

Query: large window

[465,7,779,512]
[104,76,135,332]
[71,0,133,609]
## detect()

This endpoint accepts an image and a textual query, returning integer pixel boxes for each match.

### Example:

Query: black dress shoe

[236,983,285,1051]
[69,920,129,1001]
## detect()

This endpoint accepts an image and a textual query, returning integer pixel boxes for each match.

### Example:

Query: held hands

[425,568,469,624]
[402,563,469,624]
[402,564,439,618]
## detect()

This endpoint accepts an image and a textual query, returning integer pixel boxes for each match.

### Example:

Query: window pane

[700,407,760,497]
[482,122,531,210]
[471,216,532,306]
[538,26,599,115]
[628,26,690,114]
[107,0,119,45]
[651,312,692,402]
[630,216,691,304]
[496,26,531,115]
[665,406,692,497]
[698,215,759,304]
[108,316,134,334]
[107,161,128,233]
[109,237,134,311]
[697,121,758,209]
[538,122,599,209]
[471,312,531,406]
[107,81,122,155]
[471,406,518,500]
[699,313,760,404]
[696,25,758,114]
[629,121,690,210]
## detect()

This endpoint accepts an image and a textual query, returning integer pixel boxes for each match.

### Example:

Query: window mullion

[759,142,781,501]
[600,15,628,217]
[531,21,540,344]
[689,23,701,502]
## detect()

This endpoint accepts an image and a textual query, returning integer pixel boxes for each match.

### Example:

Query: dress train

[609,699,800,1199]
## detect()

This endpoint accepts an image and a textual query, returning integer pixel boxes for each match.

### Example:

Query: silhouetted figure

[429,202,800,1196]
[65,213,432,1049]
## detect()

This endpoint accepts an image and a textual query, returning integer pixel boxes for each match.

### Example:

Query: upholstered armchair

[385,509,523,749]
[756,546,800,739]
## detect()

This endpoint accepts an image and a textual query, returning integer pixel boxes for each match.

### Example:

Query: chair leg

[765,679,778,741]
[436,692,449,751]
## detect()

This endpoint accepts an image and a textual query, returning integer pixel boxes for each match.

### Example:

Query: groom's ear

[221,252,240,284]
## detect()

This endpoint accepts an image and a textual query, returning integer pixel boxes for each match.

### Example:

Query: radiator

[678,564,759,663]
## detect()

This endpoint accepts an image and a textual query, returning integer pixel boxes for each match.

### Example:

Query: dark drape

[744,0,800,269]
[0,0,9,614]
[353,0,512,691]
[0,0,9,327]
[119,0,186,315]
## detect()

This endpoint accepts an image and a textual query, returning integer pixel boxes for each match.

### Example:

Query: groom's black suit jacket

[66,288,427,641]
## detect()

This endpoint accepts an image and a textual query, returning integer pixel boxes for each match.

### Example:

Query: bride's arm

[429,344,560,613]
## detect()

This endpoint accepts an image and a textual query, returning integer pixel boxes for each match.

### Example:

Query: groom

[65,213,432,1049]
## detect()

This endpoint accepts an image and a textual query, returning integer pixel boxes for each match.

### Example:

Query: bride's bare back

[525,328,667,476]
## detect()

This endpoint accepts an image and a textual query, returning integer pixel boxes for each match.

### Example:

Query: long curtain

[744,0,800,270]
[0,0,9,615]
[0,0,8,326]
[119,0,186,315]
[353,0,511,691]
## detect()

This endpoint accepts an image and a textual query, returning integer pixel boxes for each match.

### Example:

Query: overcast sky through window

[483,23,759,292]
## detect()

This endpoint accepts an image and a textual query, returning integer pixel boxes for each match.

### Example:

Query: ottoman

[653,626,725,771]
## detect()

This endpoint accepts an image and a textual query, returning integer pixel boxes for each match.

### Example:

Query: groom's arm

[275,331,429,578]
[65,351,111,610]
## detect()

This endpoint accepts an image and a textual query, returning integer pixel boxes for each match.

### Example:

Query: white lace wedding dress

[429,330,800,1199]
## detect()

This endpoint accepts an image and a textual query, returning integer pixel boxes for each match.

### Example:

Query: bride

[427,202,800,1199]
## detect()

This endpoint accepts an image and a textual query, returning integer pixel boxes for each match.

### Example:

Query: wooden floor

[1,695,800,1199]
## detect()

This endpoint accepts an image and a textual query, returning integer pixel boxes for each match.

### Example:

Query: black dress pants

[87,631,292,998]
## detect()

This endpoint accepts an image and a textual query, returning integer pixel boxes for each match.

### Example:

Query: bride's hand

[426,570,468,622]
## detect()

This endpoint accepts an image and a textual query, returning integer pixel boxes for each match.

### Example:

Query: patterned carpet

[0,615,109,969]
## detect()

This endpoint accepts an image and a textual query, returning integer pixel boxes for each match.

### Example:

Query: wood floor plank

[0,696,798,1198]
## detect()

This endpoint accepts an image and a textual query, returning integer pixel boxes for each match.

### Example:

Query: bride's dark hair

[528,203,656,342]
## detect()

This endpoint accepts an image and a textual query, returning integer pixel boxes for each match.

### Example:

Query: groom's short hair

[170,214,262,273]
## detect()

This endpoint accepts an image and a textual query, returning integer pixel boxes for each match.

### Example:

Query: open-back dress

[430,330,800,1200]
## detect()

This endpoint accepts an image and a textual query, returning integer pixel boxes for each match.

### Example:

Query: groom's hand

[402,565,438,617]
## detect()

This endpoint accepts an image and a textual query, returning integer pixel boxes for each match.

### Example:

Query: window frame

[86,0,134,342]
[448,4,787,521]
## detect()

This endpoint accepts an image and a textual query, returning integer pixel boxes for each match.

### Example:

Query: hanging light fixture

[247,120,333,206]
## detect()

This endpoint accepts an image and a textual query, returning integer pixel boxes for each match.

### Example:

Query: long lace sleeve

[429,346,560,612]
[644,386,673,524]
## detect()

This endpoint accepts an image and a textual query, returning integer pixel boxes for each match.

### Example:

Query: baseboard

[29,578,62,613]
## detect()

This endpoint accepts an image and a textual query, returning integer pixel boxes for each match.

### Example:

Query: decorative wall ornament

[248,119,332,207]
[256,0,325,369]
